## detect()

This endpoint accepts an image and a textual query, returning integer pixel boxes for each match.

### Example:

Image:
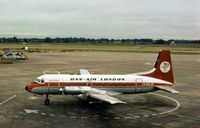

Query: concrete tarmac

[0,51,200,128]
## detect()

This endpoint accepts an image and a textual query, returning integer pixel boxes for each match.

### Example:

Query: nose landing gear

[45,94,50,105]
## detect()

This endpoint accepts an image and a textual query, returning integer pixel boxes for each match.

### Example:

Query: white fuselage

[29,74,172,95]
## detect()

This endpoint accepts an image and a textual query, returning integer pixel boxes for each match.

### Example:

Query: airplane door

[135,78,143,86]
[135,78,143,93]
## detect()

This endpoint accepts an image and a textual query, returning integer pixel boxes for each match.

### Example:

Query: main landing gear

[45,94,50,105]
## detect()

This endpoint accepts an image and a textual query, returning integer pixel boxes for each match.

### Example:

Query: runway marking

[60,115,66,118]
[106,93,180,120]
[0,95,16,106]
[28,96,39,100]
[23,93,180,120]
[149,93,180,115]
[114,117,120,120]
[24,109,39,114]
[143,115,149,117]
[124,116,133,119]
[81,116,87,119]
[70,116,76,119]
[41,113,47,115]
[134,116,140,118]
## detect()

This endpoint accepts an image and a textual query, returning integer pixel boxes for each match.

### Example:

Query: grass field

[0,43,200,54]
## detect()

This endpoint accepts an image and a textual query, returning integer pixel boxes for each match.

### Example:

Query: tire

[45,99,50,105]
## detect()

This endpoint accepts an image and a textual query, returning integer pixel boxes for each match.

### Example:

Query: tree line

[0,37,199,44]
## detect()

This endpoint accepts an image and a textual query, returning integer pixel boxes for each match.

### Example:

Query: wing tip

[111,101,127,104]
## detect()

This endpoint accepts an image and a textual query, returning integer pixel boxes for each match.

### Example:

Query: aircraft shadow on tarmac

[32,94,177,117]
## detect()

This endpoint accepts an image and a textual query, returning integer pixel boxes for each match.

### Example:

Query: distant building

[22,47,29,51]
[22,42,27,45]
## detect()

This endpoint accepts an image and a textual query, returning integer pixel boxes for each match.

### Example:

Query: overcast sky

[0,0,199,39]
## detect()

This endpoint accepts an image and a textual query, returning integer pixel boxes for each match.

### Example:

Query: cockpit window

[35,79,40,83]
[41,79,44,83]
[35,79,44,84]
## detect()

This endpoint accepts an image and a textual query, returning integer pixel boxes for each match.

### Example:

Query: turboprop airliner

[25,50,179,105]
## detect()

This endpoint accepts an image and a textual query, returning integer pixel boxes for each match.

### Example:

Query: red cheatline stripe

[44,82,170,86]
[28,82,171,91]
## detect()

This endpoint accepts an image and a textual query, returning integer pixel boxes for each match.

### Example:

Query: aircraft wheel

[45,99,50,105]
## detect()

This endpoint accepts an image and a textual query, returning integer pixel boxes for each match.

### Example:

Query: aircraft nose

[25,83,30,92]
[25,86,28,91]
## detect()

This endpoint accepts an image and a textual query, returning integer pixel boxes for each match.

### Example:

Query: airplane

[1,52,17,61]
[25,50,179,105]
[0,52,15,64]
[0,51,28,64]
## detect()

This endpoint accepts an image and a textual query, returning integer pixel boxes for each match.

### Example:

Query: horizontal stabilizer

[155,86,179,93]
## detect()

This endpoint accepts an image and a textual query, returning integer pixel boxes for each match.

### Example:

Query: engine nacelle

[63,86,91,94]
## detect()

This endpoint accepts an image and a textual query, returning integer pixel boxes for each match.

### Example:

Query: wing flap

[155,86,179,93]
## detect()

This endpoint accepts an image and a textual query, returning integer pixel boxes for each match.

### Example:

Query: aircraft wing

[155,86,179,93]
[80,69,90,75]
[88,93,126,104]
[87,88,126,104]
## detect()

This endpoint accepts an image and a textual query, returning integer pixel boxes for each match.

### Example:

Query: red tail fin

[145,50,174,84]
